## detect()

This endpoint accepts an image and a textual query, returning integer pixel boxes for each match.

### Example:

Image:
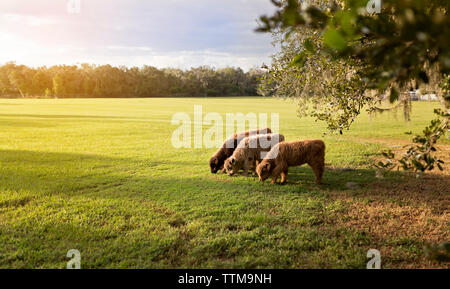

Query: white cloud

[114,49,271,70]
[2,45,270,71]
[1,13,60,26]
[0,0,277,70]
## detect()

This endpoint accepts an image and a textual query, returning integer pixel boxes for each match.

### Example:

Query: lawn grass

[0,97,448,268]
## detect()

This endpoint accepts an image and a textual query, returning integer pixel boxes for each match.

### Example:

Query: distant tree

[8,70,28,97]
[245,68,266,96]
[45,88,52,98]
[0,64,266,98]
[191,66,216,97]
[52,73,65,97]
[32,70,52,96]
[0,63,17,96]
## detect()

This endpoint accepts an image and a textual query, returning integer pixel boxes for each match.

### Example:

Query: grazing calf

[209,128,272,174]
[256,140,325,185]
[224,133,285,176]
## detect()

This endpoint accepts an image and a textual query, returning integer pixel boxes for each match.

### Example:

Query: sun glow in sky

[0,0,277,70]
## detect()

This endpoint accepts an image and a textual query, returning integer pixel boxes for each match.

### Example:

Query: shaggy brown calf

[209,128,272,174]
[224,133,285,176]
[256,140,325,185]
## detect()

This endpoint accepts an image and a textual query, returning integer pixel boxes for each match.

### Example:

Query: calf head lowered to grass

[209,128,272,174]
[224,133,285,176]
[257,140,325,185]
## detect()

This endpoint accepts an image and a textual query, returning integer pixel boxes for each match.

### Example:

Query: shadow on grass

[0,119,57,128]
[1,149,448,269]
[1,149,447,206]
[290,165,449,207]
[286,166,377,190]
[0,149,205,198]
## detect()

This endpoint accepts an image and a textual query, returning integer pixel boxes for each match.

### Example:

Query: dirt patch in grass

[325,172,449,268]
[323,137,450,268]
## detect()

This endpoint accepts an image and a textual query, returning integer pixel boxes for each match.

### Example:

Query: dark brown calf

[209,128,272,174]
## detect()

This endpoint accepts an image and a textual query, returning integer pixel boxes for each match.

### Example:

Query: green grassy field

[0,98,448,268]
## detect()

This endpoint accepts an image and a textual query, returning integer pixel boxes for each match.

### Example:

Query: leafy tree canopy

[258,0,449,172]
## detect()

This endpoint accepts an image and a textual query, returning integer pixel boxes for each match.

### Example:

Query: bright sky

[0,0,277,71]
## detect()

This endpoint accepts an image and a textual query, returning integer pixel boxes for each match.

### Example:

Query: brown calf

[256,140,325,184]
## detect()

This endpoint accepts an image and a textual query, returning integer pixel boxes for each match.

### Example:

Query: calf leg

[242,161,249,176]
[311,161,324,184]
[251,160,259,175]
[249,158,257,174]
[270,165,283,184]
[280,169,289,184]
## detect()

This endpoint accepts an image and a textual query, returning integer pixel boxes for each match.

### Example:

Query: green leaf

[303,38,316,53]
[290,52,307,67]
[338,12,355,36]
[412,159,425,171]
[323,28,348,52]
